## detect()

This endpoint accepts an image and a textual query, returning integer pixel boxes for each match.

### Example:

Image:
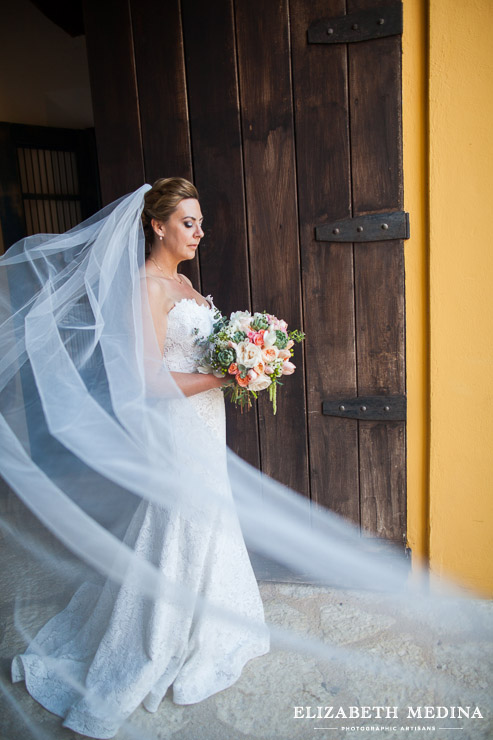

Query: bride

[3,178,490,740]
[10,178,270,738]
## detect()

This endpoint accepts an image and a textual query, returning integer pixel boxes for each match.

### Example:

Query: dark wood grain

[130,0,199,289]
[348,0,406,542]
[359,421,406,540]
[290,0,360,522]
[130,0,192,182]
[181,0,260,468]
[354,242,405,394]
[236,0,309,497]
[82,0,144,204]
[349,37,403,212]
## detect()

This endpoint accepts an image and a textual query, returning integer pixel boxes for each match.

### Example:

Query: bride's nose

[195,223,204,238]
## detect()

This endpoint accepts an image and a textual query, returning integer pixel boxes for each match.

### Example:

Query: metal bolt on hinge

[308,4,402,46]
[316,211,410,243]
[323,394,406,421]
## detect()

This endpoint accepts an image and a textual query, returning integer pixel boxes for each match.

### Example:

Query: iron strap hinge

[315,211,410,243]
[323,395,406,421]
[308,3,403,45]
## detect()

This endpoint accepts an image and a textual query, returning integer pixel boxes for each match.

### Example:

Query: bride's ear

[151,218,165,241]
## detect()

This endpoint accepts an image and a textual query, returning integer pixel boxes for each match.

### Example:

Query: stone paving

[1,578,492,740]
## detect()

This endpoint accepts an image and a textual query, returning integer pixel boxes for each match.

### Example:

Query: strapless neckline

[169,294,214,314]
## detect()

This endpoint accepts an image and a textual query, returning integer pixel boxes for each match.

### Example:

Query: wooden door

[82,0,407,548]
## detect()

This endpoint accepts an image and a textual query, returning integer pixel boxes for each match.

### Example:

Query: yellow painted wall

[403,0,493,596]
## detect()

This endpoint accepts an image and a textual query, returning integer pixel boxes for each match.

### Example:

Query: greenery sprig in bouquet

[196,309,305,414]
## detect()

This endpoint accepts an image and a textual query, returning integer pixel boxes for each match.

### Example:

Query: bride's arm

[169,370,227,397]
[144,277,227,398]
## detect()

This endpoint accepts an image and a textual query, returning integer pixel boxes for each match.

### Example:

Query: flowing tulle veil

[1,185,491,739]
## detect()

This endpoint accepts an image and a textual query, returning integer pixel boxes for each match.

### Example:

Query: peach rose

[256,331,265,346]
[228,363,239,375]
[247,330,265,346]
[278,349,291,360]
[253,361,265,375]
[281,360,296,375]
[262,346,279,364]
[236,374,250,387]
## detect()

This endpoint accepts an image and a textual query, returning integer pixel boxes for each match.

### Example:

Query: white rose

[248,374,272,392]
[229,311,250,333]
[230,310,251,324]
[236,340,262,368]
[263,329,277,347]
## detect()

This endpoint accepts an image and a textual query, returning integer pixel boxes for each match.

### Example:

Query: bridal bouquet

[196,309,305,413]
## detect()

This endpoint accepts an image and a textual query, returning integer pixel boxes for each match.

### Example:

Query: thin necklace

[148,256,183,284]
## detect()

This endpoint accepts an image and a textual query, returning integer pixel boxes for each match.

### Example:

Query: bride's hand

[212,374,232,388]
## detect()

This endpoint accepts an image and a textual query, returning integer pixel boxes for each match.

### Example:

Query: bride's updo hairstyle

[141,177,199,254]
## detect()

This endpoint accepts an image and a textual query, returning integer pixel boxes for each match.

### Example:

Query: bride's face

[158,198,204,261]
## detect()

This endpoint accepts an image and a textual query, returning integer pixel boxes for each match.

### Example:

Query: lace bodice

[162,295,225,442]
[163,295,215,373]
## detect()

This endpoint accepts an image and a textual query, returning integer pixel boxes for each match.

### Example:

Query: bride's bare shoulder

[142,274,174,313]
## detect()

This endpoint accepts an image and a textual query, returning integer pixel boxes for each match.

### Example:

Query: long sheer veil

[1,185,491,738]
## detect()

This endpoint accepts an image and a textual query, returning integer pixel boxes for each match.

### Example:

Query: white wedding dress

[11,296,270,739]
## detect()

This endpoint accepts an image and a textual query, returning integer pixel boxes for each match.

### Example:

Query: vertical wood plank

[359,422,406,539]
[290,0,360,521]
[82,0,144,203]
[235,0,309,496]
[347,0,406,541]
[130,0,192,182]
[75,129,101,220]
[0,124,26,250]
[130,0,199,288]
[181,0,260,468]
